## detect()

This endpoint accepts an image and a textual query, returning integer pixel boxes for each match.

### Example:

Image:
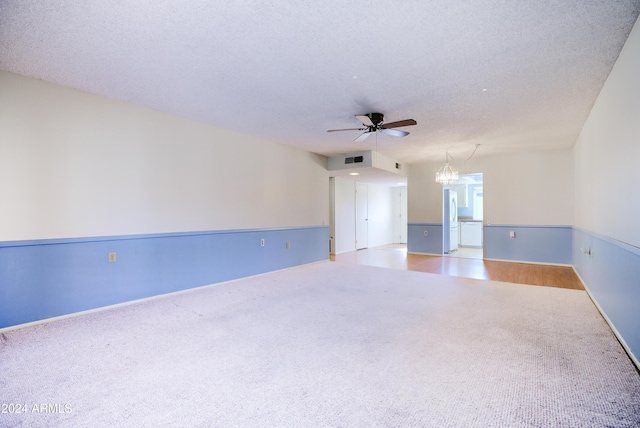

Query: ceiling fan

[327,112,417,142]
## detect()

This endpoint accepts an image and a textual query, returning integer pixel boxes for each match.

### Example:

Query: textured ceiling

[1,1,639,165]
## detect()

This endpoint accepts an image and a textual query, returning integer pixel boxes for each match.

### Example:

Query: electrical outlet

[509,231,515,239]
[260,238,265,247]
[108,252,117,263]
[286,242,290,249]
[424,230,428,236]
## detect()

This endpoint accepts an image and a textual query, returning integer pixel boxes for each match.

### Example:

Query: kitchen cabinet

[460,221,482,247]
[453,184,468,207]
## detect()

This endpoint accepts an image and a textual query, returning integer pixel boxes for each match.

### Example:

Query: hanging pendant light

[435,151,459,185]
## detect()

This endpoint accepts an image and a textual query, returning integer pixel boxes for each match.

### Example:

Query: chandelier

[435,151,459,185]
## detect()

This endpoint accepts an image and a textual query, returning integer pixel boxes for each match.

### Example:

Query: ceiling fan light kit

[327,112,417,142]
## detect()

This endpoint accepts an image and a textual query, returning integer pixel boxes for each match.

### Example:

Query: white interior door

[355,182,368,250]
[396,187,407,243]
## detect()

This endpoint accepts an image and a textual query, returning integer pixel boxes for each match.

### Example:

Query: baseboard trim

[407,251,442,257]
[483,257,572,267]
[572,267,640,371]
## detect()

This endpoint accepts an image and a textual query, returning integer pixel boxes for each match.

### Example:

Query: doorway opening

[442,173,483,259]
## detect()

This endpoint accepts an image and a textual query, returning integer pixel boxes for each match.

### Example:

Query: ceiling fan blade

[327,127,366,132]
[355,115,374,127]
[380,128,409,138]
[354,131,372,142]
[381,119,417,129]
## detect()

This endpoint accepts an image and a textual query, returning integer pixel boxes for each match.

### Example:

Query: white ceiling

[1,1,639,165]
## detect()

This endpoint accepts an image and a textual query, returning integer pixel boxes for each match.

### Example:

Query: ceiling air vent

[345,156,364,164]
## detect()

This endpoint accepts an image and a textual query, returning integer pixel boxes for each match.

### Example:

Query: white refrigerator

[443,189,458,253]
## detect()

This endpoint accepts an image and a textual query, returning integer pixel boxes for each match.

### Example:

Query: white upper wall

[409,149,574,226]
[0,71,329,241]
[573,16,640,248]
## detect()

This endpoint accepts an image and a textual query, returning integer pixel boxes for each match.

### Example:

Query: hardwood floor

[331,244,584,290]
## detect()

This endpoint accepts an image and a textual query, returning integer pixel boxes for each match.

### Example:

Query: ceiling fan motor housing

[368,112,384,127]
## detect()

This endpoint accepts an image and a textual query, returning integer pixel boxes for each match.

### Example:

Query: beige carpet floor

[1,261,639,427]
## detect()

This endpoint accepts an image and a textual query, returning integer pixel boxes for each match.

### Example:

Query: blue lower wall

[4,223,637,365]
[408,223,572,264]
[484,225,572,265]
[573,228,640,364]
[0,226,329,329]
[407,223,443,255]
